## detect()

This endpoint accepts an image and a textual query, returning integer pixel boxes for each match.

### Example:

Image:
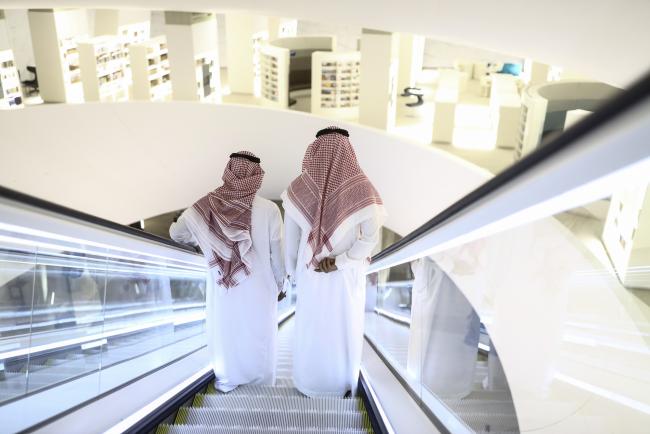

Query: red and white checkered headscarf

[283,127,384,268]
[192,151,264,288]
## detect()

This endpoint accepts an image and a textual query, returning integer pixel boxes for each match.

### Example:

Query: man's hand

[277,290,287,302]
[315,257,337,273]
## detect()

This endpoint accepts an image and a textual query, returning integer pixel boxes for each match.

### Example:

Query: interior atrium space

[0,2,649,433]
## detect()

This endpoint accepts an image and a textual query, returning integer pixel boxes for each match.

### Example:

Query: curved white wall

[0,102,489,235]
[2,1,649,86]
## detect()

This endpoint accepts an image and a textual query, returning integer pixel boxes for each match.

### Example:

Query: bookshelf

[78,36,128,102]
[129,36,171,101]
[0,49,23,109]
[311,51,361,118]
[260,43,289,108]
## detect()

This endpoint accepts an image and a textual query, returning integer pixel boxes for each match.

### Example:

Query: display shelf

[129,36,171,101]
[311,51,361,118]
[78,36,128,102]
[0,49,23,109]
[260,43,289,108]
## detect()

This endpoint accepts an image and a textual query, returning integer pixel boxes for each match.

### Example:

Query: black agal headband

[229,152,261,164]
[316,127,349,138]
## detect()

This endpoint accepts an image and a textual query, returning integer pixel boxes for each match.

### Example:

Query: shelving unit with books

[260,43,289,109]
[0,49,24,109]
[311,51,361,118]
[78,36,128,102]
[129,36,171,101]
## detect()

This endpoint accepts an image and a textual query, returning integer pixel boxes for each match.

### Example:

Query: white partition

[259,43,290,109]
[129,36,171,101]
[603,181,650,289]
[359,29,399,130]
[225,13,268,95]
[432,70,460,143]
[397,34,425,92]
[78,35,128,102]
[490,73,521,149]
[0,49,23,109]
[311,51,360,119]
[27,9,88,103]
[165,12,221,103]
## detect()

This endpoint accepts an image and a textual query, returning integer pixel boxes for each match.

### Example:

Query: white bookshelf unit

[78,36,128,102]
[28,9,89,103]
[0,49,24,109]
[252,30,269,97]
[311,51,361,119]
[603,182,650,289]
[129,36,171,101]
[260,43,289,109]
[195,52,218,101]
[165,12,221,102]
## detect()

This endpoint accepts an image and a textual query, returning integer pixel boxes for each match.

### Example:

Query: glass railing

[363,72,650,433]
[0,187,211,433]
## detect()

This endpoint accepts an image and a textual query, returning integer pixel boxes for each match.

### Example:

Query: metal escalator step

[464,389,513,401]
[177,407,372,430]
[157,424,372,434]
[206,379,295,395]
[444,399,518,415]
[225,386,304,398]
[194,394,364,413]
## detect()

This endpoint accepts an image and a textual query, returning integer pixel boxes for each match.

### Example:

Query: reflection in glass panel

[0,242,36,403]
[27,249,107,395]
[366,258,519,433]
[100,255,205,370]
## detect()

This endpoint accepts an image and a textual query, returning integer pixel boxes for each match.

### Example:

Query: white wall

[2,10,35,79]
[0,102,489,235]
[422,38,522,69]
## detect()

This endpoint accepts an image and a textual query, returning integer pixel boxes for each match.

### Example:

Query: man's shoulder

[254,195,281,212]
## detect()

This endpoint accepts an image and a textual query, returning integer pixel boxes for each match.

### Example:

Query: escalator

[157,320,375,434]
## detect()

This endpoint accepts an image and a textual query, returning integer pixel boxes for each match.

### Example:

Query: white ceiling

[1,0,649,86]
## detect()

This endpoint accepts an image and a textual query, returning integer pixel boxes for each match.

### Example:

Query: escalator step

[157,424,372,434]
[194,394,364,413]
[175,407,372,430]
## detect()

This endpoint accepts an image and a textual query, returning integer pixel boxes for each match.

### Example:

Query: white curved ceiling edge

[0,102,490,236]
[0,0,649,86]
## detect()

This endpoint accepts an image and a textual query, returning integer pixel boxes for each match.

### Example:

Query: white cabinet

[78,36,128,102]
[0,49,23,109]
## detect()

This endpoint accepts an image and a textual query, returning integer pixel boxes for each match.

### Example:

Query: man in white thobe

[283,127,386,397]
[170,151,284,392]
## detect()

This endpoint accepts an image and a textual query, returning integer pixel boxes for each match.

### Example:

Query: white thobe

[285,213,380,397]
[170,196,284,392]
[406,257,480,399]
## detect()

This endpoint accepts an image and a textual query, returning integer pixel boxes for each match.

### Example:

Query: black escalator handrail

[372,70,650,263]
[0,185,198,254]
